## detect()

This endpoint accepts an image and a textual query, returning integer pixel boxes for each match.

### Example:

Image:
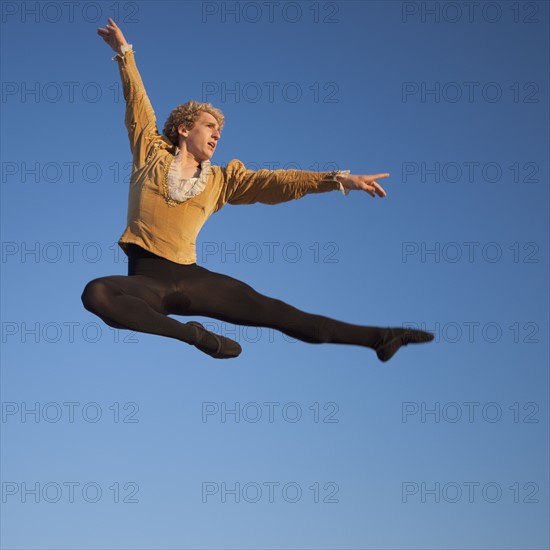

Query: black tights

[80,244,385,351]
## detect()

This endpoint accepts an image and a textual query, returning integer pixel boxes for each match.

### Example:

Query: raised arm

[97,18,161,168]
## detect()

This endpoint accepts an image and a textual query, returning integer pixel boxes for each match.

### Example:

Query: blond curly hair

[163,100,225,146]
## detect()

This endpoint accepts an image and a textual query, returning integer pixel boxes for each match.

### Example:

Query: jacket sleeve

[221,159,348,206]
[113,47,162,168]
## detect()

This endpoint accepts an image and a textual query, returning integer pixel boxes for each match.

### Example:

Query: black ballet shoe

[374,328,434,362]
[186,321,242,359]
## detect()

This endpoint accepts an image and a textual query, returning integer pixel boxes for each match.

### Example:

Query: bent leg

[81,274,242,358]
[81,275,197,343]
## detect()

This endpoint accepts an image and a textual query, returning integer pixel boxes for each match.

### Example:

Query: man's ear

[177,124,189,138]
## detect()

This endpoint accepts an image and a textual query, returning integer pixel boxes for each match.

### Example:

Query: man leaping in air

[81,18,434,361]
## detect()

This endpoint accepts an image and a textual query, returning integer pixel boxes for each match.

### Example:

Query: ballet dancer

[82,18,434,361]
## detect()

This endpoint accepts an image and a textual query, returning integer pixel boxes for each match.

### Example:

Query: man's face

[178,111,221,162]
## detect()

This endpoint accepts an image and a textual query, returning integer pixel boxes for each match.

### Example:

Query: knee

[81,278,112,314]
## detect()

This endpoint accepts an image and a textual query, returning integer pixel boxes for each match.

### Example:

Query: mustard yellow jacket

[114,49,346,265]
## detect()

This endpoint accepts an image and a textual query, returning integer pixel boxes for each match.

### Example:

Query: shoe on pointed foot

[187,321,242,359]
[374,327,434,363]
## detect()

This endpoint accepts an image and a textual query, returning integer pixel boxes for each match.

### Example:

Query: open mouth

[208,142,216,150]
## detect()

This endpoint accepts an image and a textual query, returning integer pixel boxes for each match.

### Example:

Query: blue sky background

[1,1,548,549]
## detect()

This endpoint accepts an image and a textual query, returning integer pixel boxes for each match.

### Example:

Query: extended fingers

[98,17,118,33]
[365,174,389,197]
[360,180,386,198]
[361,183,376,197]
[372,181,387,197]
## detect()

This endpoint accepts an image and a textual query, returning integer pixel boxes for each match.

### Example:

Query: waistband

[126,243,166,261]
[126,243,198,277]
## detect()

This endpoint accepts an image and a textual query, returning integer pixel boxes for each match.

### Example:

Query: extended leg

[174,266,434,361]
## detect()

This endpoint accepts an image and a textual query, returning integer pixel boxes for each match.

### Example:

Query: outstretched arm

[97,18,161,168]
[220,160,388,207]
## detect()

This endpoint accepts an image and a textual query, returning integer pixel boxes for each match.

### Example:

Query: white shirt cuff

[335,170,351,196]
[112,43,134,61]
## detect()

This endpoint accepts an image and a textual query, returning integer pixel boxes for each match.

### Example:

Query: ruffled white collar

[166,147,211,203]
